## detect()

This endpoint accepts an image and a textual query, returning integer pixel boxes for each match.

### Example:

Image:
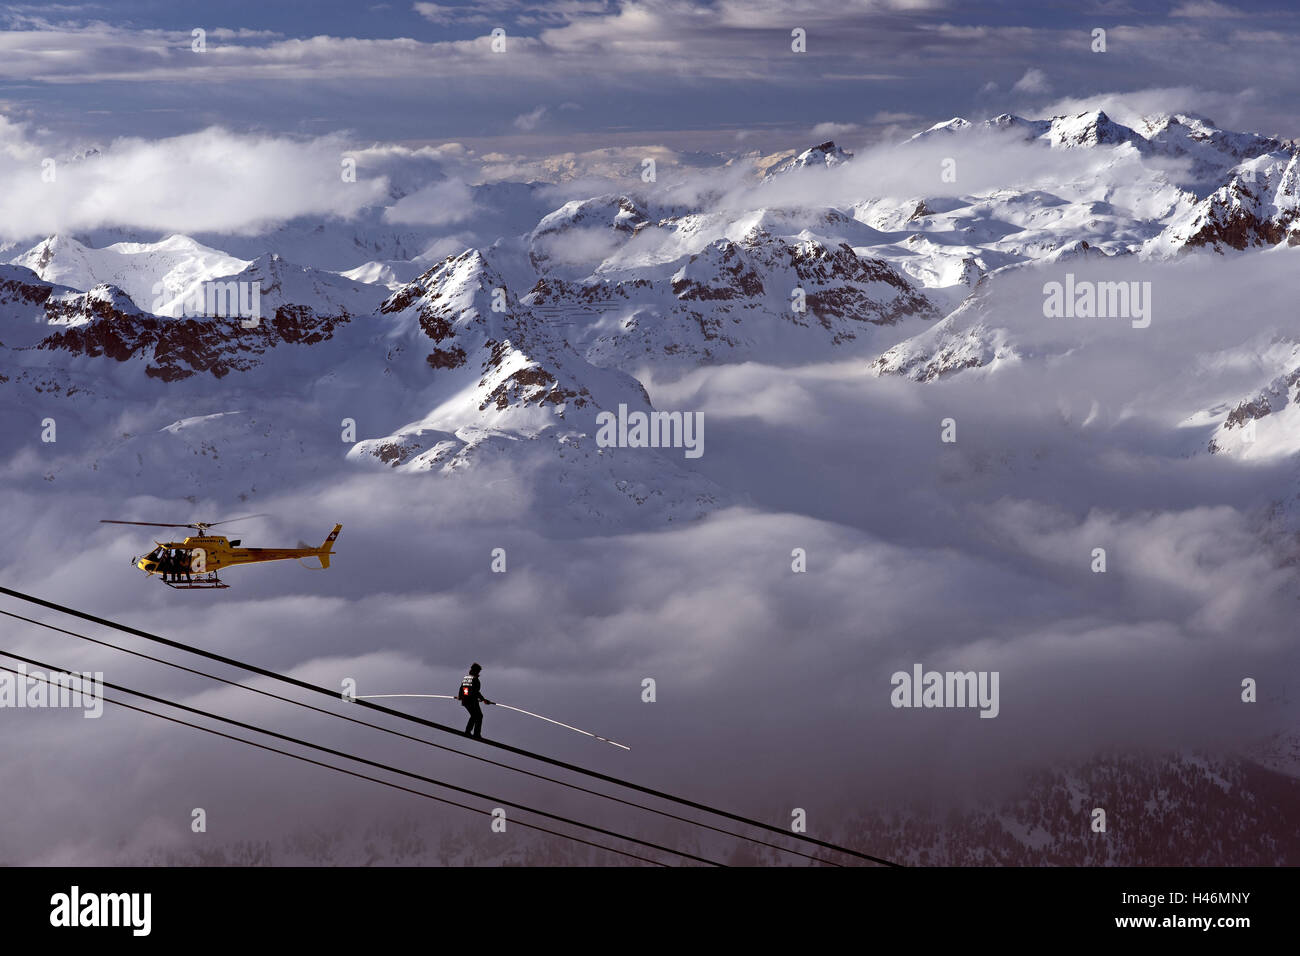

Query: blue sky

[0,0,1295,155]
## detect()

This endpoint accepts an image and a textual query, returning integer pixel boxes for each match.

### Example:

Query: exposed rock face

[37,307,348,381]
[1164,151,1300,251]
[12,253,371,381]
[338,248,727,522]
[525,229,938,365]
[1206,356,1300,456]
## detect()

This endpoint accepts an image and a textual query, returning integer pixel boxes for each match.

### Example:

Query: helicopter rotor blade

[100,520,195,528]
[202,514,270,528]
[101,514,269,531]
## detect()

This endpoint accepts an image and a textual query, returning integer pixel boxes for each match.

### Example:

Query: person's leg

[464,706,475,735]
[470,703,483,738]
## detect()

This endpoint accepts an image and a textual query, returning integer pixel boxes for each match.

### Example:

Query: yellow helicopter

[101,516,341,589]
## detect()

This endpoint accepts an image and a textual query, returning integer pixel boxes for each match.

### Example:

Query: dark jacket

[460,674,484,706]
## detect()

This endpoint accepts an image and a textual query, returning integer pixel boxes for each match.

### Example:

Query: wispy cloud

[1170,0,1245,17]
[513,105,549,130]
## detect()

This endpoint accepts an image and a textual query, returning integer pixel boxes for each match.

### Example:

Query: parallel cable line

[0,664,665,867]
[0,586,900,867]
[0,647,725,867]
[0,608,838,865]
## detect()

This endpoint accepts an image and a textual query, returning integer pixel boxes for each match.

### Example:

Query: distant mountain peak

[764,141,854,177]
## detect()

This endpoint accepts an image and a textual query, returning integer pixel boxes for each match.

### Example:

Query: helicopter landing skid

[163,575,229,590]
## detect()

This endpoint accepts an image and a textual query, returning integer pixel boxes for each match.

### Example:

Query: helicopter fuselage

[135,525,340,578]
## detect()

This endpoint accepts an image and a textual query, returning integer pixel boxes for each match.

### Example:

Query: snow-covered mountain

[844,752,1300,866]
[764,140,854,178]
[102,748,1300,866]
[4,106,1300,525]
[1202,339,1300,460]
[525,225,938,367]
[8,253,386,382]
[348,249,726,523]
[1151,150,1300,252]
[1,264,148,348]
[11,234,249,318]
[909,109,1285,192]
[5,100,1300,869]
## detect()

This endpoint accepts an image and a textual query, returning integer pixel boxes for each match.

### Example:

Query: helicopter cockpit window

[148,546,165,560]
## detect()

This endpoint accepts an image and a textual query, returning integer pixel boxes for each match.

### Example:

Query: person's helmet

[469,662,481,674]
